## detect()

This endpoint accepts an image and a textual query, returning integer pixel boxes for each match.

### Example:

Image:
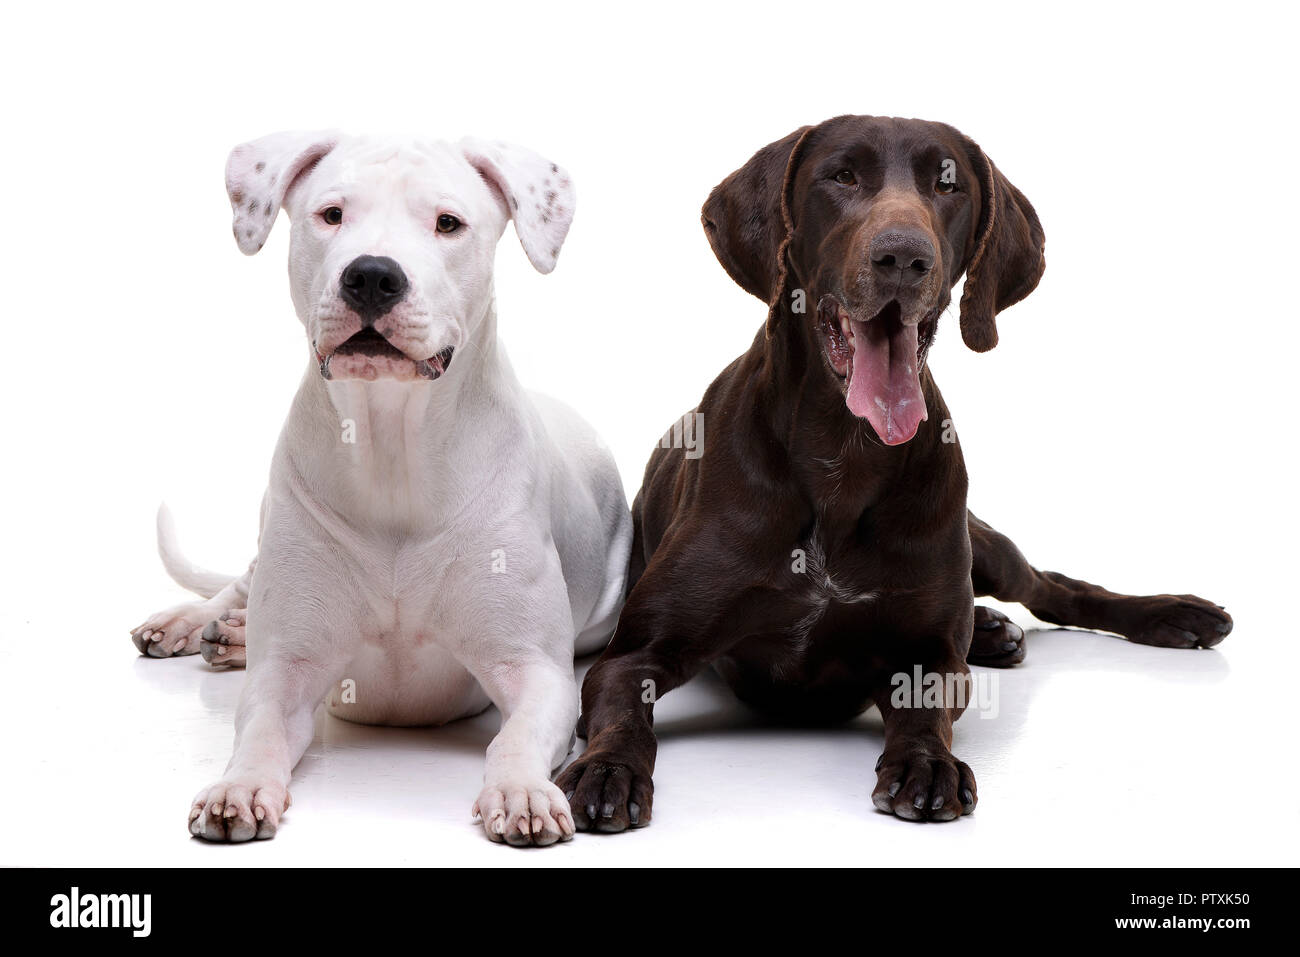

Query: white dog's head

[225,131,575,382]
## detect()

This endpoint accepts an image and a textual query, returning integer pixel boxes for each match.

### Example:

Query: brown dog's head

[702,116,1045,445]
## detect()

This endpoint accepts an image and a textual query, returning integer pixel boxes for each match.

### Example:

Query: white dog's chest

[344,544,463,645]
[325,637,488,727]
[298,544,476,719]
[325,568,491,725]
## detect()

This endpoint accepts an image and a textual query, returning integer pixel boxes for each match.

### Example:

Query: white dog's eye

[321,206,343,226]
[436,214,461,234]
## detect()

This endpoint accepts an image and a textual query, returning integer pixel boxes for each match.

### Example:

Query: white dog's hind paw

[130,604,209,658]
[189,779,290,843]
[473,780,575,847]
[200,609,247,668]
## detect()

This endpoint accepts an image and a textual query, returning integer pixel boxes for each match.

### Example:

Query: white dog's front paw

[189,779,290,843]
[131,603,210,658]
[473,780,575,847]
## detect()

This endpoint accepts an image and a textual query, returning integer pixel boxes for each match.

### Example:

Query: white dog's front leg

[469,658,580,847]
[189,642,346,843]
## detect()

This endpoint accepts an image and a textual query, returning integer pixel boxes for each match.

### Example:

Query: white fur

[136,131,630,847]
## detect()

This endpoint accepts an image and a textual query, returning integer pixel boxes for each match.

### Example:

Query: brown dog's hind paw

[199,610,248,668]
[555,756,653,833]
[873,747,976,822]
[1126,595,1232,649]
[966,606,1026,667]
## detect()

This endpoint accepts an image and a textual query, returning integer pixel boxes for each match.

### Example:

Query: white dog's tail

[155,504,239,599]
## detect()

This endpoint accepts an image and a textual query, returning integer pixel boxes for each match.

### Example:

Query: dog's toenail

[875,755,884,772]
[629,802,640,825]
[1002,641,1019,651]
[913,794,927,809]
[931,795,945,809]
[564,790,574,801]
[600,803,615,819]
[960,788,974,806]
[586,803,598,821]
[888,782,901,797]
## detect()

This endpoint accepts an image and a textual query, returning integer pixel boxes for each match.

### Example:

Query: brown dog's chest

[713,525,969,700]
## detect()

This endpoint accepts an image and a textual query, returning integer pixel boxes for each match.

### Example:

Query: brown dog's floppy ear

[226,130,340,255]
[958,145,1046,352]
[701,126,814,334]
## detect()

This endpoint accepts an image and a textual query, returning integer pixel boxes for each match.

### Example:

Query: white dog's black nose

[340,255,408,321]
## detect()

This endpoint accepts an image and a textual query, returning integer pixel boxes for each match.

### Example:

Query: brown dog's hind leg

[968,512,1232,651]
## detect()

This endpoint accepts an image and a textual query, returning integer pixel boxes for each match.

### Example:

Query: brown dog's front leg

[871,661,977,822]
[558,525,782,833]
[968,511,1232,650]
[559,638,664,833]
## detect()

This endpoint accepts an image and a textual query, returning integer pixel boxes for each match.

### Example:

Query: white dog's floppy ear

[459,138,576,273]
[225,130,340,255]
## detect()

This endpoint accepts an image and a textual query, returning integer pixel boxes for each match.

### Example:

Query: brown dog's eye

[321,206,343,225]
[935,180,957,195]
[436,214,461,233]
[834,169,856,186]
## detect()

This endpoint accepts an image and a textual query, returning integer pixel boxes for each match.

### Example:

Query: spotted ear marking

[225,130,340,255]
[459,138,576,274]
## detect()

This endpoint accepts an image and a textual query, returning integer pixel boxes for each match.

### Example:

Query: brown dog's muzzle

[817,198,946,446]
[868,228,935,288]
[846,189,946,310]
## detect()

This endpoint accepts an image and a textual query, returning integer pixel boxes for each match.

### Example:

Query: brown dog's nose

[340,255,409,321]
[869,230,935,286]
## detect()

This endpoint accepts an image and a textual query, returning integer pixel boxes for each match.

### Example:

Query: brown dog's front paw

[1128,595,1232,649]
[555,755,653,833]
[967,606,1025,667]
[873,748,976,822]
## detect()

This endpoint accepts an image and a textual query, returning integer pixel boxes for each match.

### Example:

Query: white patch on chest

[788,536,879,648]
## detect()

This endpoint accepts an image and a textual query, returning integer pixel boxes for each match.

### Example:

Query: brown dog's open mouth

[316,328,454,382]
[818,297,935,446]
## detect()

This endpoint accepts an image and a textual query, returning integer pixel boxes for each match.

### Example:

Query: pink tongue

[845,318,927,445]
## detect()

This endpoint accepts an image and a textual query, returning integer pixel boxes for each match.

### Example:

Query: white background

[2,0,1297,866]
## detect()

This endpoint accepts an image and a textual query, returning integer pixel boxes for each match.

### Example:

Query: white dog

[130,131,632,847]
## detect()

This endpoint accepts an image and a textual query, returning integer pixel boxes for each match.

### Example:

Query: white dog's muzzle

[312,255,455,382]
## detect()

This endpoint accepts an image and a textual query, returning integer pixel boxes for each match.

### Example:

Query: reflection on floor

[3,618,1287,867]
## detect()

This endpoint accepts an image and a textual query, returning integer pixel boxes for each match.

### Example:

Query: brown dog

[557,115,1232,830]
